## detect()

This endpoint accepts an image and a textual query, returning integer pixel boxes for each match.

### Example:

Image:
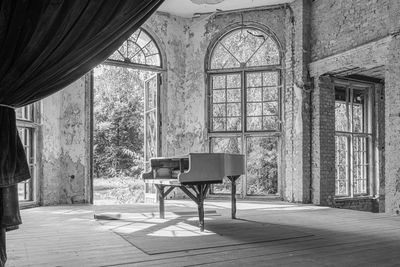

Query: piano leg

[155,185,165,219]
[227,176,240,219]
[197,184,205,232]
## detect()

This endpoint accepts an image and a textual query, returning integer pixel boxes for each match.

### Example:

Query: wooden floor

[6,199,400,267]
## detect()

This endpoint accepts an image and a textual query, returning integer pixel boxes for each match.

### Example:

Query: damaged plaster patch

[396,168,400,193]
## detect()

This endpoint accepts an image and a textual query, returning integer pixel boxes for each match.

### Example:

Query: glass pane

[108,28,161,67]
[227,117,241,131]
[210,43,240,69]
[263,116,279,131]
[247,116,262,131]
[227,103,241,117]
[263,102,278,116]
[353,136,368,195]
[335,86,348,132]
[247,72,262,87]
[353,89,365,133]
[227,74,241,89]
[221,29,266,65]
[247,103,262,116]
[246,137,278,195]
[212,75,226,89]
[227,89,241,102]
[211,74,242,132]
[213,118,225,131]
[213,90,225,103]
[247,37,280,66]
[210,137,242,194]
[335,135,349,196]
[263,87,278,101]
[247,88,262,102]
[213,104,226,117]
[262,72,279,86]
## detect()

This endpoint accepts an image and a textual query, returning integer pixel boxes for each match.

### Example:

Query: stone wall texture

[311,0,390,61]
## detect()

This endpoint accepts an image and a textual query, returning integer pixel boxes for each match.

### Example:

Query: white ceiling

[157,0,294,18]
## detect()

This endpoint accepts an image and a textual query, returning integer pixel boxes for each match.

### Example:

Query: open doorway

[92,28,164,204]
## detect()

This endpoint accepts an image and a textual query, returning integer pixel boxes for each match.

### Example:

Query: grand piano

[142,153,245,231]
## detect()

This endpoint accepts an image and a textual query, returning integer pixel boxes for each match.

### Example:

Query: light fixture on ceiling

[190,0,225,4]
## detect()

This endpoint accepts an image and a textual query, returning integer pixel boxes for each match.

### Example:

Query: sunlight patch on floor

[147,221,216,237]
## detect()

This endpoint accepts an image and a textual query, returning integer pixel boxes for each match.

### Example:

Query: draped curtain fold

[0,0,164,225]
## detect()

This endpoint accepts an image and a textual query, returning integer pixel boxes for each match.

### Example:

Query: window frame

[16,102,41,203]
[334,78,375,198]
[205,24,283,197]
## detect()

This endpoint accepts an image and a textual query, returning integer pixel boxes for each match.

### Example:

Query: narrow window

[335,83,371,197]
[16,103,40,201]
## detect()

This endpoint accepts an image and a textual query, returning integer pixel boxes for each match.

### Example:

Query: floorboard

[5,200,400,267]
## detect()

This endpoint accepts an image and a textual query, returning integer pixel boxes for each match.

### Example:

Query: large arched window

[107,28,162,69]
[207,26,282,196]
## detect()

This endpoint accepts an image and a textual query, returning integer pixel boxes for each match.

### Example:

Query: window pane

[227,74,241,88]
[210,73,242,132]
[247,37,280,66]
[212,75,226,89]
[227,89,241,102]
[109,28,161,67]
[227,117,241,131]
[247,88,262,102]
[353,136,368,195]
[213,118,225,131]
[263,116,279,131]
[246,137,278,195]
[263,102,278,116]
[353,89,365,133]
[247,116,262,131]
[227,103,241,117]
[263,87,278,101]
[17,126,35,201]
[210,137,242,194]
[247,72,262,87]
[213,104,226,117]
[211,43,240,69]
[213,90,225,103]
[335,86,348,132]
[247,103,262,116]
[335,135,349,196]
[262,72,279,86]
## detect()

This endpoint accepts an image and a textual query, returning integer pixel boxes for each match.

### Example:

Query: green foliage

[93,65,153,178]
[93,175,145,204]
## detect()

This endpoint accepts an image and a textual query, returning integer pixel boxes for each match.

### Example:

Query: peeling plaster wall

[145,9,287,159]
[41,77,89,205]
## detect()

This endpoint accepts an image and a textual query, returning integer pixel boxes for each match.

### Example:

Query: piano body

[142,153,245,231]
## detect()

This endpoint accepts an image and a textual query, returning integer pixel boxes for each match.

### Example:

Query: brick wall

[311,0,390,61]
[311,76,335,205]
[334,197,379,212]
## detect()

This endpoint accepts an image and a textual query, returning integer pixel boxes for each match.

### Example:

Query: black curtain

[0,0,164,226]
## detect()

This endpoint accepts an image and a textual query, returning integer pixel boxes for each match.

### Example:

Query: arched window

[207,26,281,196]
[108,28,162,68]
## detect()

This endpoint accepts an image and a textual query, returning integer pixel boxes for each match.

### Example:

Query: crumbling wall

[41,77,90,205]
[311,0,390,61]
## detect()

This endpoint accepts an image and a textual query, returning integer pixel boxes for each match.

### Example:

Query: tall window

[335,82,372,197]
[93,27,164,203]
[16,103,40,201]
[207,26,281,196]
